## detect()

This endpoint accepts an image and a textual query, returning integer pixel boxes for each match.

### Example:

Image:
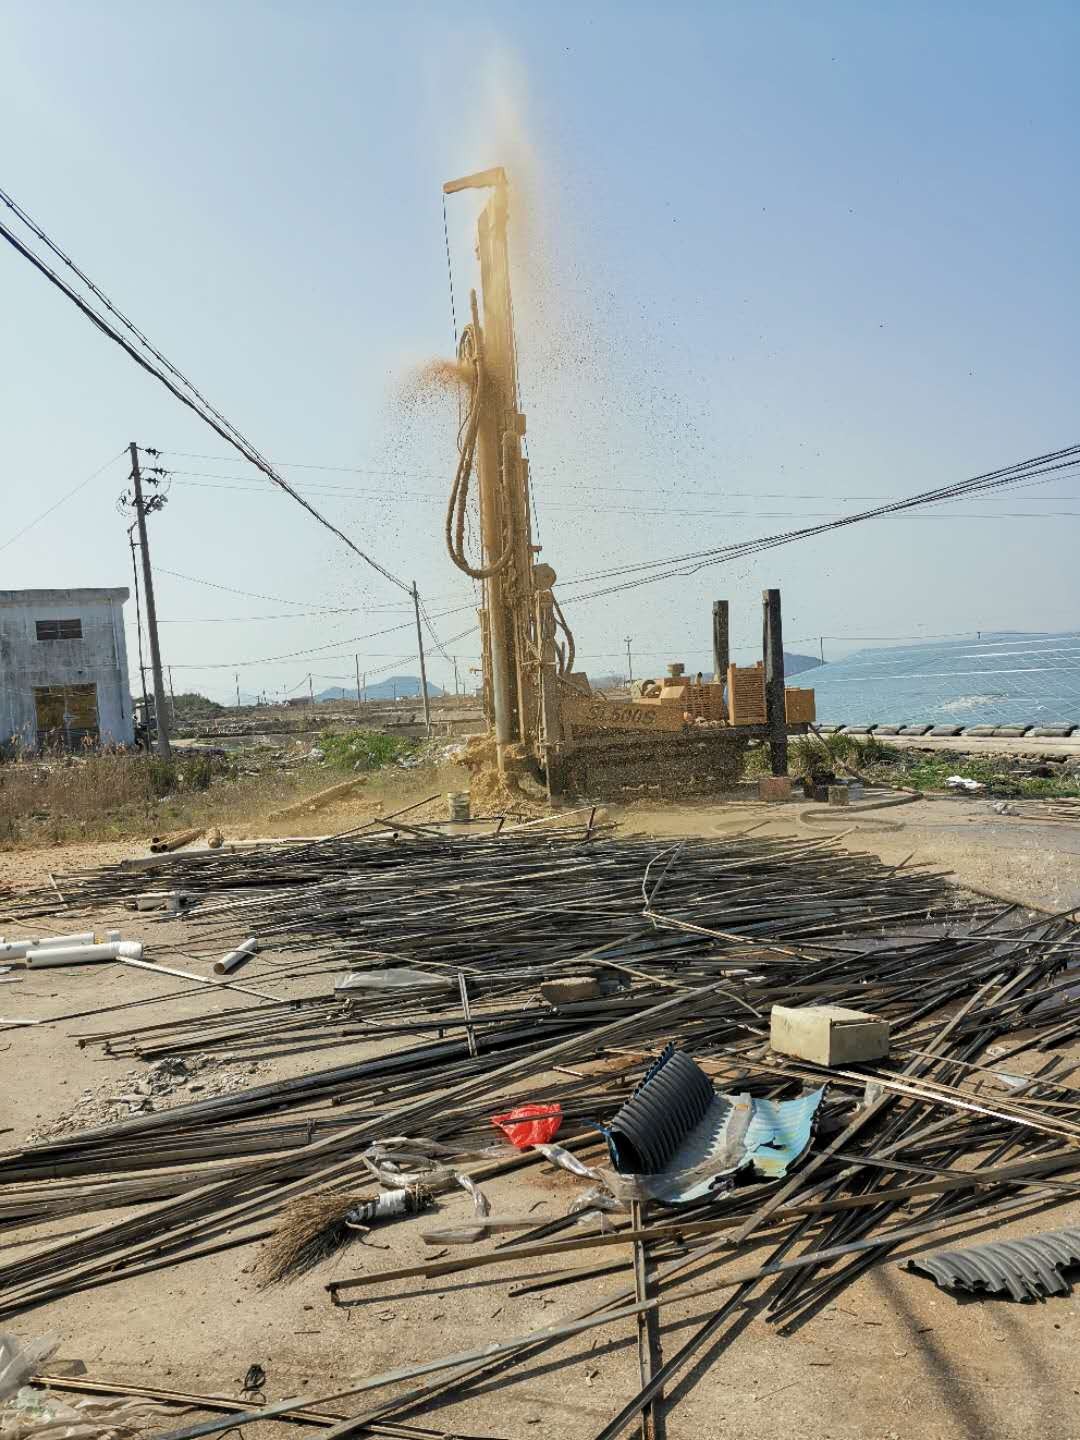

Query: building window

[36,618,82,641]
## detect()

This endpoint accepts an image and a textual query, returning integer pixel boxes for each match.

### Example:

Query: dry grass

[0,750,337,849]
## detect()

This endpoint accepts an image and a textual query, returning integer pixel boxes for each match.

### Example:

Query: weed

[319,730,419,772]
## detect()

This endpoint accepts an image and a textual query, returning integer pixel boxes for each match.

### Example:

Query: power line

[154,565,465,612]
[158,451,1080,504]
[556,446,1080,602]
[0,449,125,553]
[0,190,410,595]
[164,466,1080,508]
[162,602,478,669]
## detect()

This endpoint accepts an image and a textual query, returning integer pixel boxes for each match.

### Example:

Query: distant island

[315,676,445,702]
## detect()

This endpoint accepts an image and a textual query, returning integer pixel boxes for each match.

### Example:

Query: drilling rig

[442,168,814,798]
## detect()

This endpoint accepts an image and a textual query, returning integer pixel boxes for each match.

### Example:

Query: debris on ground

[26,1055,267,1141]
[4,825,1080,1438]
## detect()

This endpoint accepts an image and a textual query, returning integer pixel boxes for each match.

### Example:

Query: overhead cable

[0,192,410,594]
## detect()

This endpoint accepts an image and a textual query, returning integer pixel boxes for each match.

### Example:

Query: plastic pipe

[24,940,144,969]
[0,932,96,961]
[134,891,192,913]
[214,937,260,976]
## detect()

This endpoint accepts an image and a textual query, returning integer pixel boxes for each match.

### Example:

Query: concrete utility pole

[235,673,241,708]
[453,655,460,696]
[129,443,171,758]
[762,588,788,776]
[624,637,634,685]
[308,673,314,707]
[168,666,177,726]
[712,601,730,684]
[354,654,362,711]
[411,581,432,736]
[127,526,151,742]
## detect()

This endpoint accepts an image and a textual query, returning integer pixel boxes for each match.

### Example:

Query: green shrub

[319,730,419,772]
[179,754,214,792]
[147,757,177,798]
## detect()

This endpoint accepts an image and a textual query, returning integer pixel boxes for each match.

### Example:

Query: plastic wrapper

[490,1103,563,1148]
[0,1335,165,1440]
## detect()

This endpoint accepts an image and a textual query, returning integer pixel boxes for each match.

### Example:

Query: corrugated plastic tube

[25,940,144,969]
[214,937,260,975]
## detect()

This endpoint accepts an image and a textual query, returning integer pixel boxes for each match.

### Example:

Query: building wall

[0,589,134,749]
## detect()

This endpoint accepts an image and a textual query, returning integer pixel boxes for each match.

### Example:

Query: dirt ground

[2,782,1079,1439]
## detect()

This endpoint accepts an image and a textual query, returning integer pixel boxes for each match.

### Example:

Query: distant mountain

[782,651,824,678]
[315,676,445,702]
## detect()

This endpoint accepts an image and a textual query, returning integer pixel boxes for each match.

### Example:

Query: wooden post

[712,601,729,684]
[762,589,787,775]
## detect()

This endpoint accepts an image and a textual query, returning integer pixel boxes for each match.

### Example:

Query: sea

[809,632,1080,727]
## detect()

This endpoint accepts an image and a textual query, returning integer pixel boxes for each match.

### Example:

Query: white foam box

[770,1004,890,1066]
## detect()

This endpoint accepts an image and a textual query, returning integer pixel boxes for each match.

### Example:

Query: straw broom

[259,1185,432,1284]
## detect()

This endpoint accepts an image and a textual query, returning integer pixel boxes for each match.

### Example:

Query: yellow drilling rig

[442,167,814,798]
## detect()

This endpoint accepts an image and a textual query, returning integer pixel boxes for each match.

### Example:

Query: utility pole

[362,672,367,702]
[308,673,314,707]
[167,665,177,726]
[127,526,150,744]
[235,673,241,708]
[412,581,432,736]
[762,588,788,776]
[712,601,730,684]
[819,637,824,664]
[453,655,460,696]
[625,637,634,685]
[354,654,362,711]
[129,443,171,758]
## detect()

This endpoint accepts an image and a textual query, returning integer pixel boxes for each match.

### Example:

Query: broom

[259,1184,432,1284]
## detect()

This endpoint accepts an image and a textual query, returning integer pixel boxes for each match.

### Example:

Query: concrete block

[827,785,850,806]
[758,775,794,803]
[841,726,871,735]
[815,724,840,733]
[873,725,901,735]
[771,1004,891,1066]
[993,726,1032,737]
[541,976,604,1006]
[930,725,963,737]
[898,725,932,736]
[1032,725,1077,737]
[963,725,998,737]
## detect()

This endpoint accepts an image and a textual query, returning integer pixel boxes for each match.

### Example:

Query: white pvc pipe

[214,937,260,975]
[0,932,96,961]
[134,891,191,913]
[25,940,144,969]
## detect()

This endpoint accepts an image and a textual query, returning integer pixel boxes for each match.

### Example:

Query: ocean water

[810,632,1080,726]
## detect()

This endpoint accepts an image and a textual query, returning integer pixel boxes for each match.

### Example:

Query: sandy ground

[2,786,1080,1439]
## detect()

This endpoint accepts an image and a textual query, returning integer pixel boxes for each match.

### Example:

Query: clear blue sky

[2,1,1077,702]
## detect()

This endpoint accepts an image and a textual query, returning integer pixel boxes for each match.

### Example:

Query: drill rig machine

[442,168,812,799]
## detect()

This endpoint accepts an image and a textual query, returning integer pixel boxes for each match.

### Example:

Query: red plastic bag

[491,1103,563,1149]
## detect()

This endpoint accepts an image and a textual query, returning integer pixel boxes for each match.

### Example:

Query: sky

[1,1,1078,704]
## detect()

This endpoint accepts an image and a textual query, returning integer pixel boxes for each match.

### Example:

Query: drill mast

[443,168,564,780]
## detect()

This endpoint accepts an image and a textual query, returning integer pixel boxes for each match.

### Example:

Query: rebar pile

[3,828,1080,1440]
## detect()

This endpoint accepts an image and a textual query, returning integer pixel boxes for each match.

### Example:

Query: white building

[0,588,134,751]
